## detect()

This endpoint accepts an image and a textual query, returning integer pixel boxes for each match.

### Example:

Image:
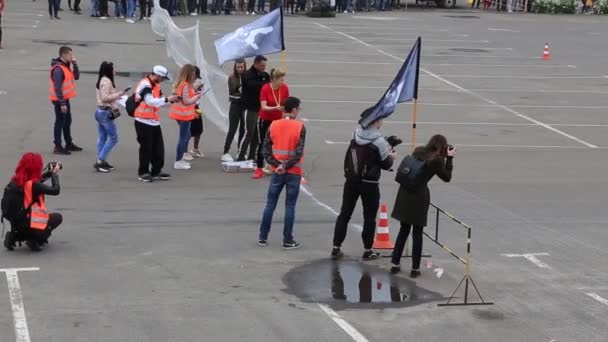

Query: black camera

[45,161,62,172]
[386,136,403,148]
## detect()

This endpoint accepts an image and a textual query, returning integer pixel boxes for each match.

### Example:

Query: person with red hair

[3,152,63,251]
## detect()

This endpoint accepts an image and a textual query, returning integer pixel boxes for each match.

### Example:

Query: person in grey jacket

[390,134,455,278]
[331,118,397,261]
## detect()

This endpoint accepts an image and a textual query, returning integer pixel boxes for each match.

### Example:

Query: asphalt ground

[1,2,608,342]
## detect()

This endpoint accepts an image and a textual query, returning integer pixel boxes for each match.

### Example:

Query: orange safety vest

[49,64,77,102]
[169,82,196,121]
[134,77,161,121]
[23,180,49,230]
[269,118,304,176]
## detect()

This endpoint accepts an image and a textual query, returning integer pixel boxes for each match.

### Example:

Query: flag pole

[410,99,418,152]
[280,5,287,71]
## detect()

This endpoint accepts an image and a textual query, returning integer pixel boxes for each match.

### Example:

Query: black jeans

[134,121,165,176]
[391,223,424,269]
[25,212,62,243]
[237,110,258,161]
[333,181,380,250]
[53,101,73,147]
[99,0,109,15]
[48,0,61,16]
[247,0,255,12]
[197,0,208,12]
[187,0,197,12]
[73,0,81,11]
[138,0,150,17]
[255,118,272,168]
[0,15,3,46]
[224,102,245,154]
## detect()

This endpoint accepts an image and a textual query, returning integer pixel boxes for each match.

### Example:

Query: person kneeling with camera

[391,134,455,278]
[2,153,63,251]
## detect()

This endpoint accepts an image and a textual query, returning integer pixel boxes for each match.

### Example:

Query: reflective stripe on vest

[269,118,304,176]
[169,82,196,121]
[49,64,77,101]
[134,78,161,121]
[23,181,49,230]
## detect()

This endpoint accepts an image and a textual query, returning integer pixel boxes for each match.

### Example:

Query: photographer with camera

[2,153,63,251]
[331,118,398,261]
[390,134,455,278]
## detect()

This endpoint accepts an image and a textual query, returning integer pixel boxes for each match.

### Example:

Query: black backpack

[344,140,374,181]
[1,182,33,230]
[395,155,427,192]
[125,86,152,117]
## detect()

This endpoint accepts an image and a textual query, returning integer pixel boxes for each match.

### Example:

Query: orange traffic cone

[372,203,394,249]
[542,43,551,60]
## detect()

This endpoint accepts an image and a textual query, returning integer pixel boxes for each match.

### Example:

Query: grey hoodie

[353,124,391,161]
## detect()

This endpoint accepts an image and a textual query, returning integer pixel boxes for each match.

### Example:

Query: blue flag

[359,37,421,129]
[214,8,284,65]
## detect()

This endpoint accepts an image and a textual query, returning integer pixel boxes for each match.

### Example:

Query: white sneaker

[126,18,135,23]
[174,161,191,170]
[190,149,205,158]
[100,16,108,19]
[182,152,194,161]
[190,12,197,15]
[221,153,234,162]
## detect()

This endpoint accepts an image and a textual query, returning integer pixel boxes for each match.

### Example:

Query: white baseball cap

[152,65,171,80]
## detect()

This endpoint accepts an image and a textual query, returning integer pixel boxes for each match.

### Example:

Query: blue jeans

[259,173,301,243]
[126,0,135,17]
[91,0,100,15]
[114,0,123,16]
[95,108,118,161]
[53,101,72,147]
[176,120,191,161]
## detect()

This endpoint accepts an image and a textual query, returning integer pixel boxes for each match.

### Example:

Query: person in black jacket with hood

[331,118,397,261]
[237,55,270,162]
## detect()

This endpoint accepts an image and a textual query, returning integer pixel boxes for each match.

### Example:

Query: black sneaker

[362,250,380,260]
[390,264,401,274]
[4,231,16,251]
[101,160,115,170]
[257,240,268,247]
[54,146,71,155]
[283,241,302,250]
[138,174,153,182]
[94,162,111,173]
[26,240,42,252]
[410,269,421,278]
[331,247,343,260]
[66,143,83,152]
[152,172,171,181]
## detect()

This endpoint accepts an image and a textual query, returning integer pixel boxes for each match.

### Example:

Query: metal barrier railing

[427,203,493,307]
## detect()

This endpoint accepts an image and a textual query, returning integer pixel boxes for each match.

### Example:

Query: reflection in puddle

[283,259,443,309]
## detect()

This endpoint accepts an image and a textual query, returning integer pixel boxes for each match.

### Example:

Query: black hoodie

[241,65,269,112]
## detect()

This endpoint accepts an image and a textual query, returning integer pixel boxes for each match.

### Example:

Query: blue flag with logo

[359,37,421,129]
[214,7,284,65]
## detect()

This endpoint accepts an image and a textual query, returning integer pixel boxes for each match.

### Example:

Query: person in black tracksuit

[237,55,269,162]
[331,118,396,261]
[222,59,246,161]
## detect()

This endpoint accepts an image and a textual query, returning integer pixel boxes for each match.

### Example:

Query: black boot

[26,240,42,251]
[4,232,16,251]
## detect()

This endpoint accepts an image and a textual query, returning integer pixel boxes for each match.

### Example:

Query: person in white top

[94,61,127,173]
[133,65,179,183]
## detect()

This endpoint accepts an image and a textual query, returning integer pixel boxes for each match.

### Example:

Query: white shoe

[100,16,108,19]
[126,18,135,23]
[190,149,205,158]
[182,152,194,161]
[190,12,197,15]
[221,153,234,162]
[174,161,191,170]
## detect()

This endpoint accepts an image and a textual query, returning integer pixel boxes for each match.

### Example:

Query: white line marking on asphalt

[586,293,608,307]
[305,118,608,128]
[426,75,605,79]
[488,28,520,32]
[360,38,491,43]
[300,186,363,231]
[318,304,370,342]
[286,59,398,65]
[310,22,598,149]
[292,85,608,94]
[0,267,40,342]
[376,45,513,50]
[501,253,552,268]
[431,63,576,68]
[304,100,608,109]
[325,140,590,149]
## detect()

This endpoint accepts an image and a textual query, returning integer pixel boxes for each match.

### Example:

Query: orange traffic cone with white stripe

[542,43,551,60]
[373,203,394,249]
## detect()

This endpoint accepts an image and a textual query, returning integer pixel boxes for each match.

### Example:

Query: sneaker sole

[257,242,268,247]
[362,254,380,260]
[96,168,111,173]
[283,245,302,250]
[138,177,153,182]
[153,177,171,180]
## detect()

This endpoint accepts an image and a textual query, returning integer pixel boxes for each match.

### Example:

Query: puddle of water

[283,259,444,310]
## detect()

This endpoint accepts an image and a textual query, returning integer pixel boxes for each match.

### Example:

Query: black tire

[435,0,456,8]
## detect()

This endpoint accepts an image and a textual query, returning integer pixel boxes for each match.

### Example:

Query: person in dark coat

[390,134,456,278]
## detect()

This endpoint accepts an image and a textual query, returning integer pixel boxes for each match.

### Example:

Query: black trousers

[99,0,109,15]
[333,181,380,250]
[26,212,62,243]
[224,102,245,154]
[48,0,60,16]
[0,15,3,46]
[187,0,197,12]
[73,0,81,11]
[391,223,424,269]
[237,110,258,161]
[197,0,208,12]
[139,0,151,17]
[255,118,272,168]
[134,121,165,176]
[247,0,255,12]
